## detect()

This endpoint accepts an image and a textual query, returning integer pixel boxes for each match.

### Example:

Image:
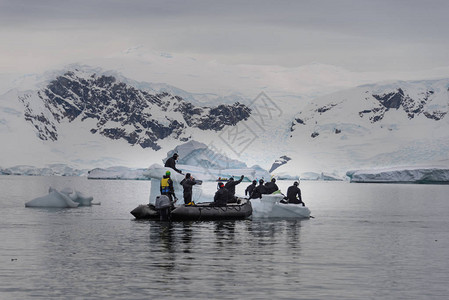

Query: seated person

[250,179,269,199]
[282,181,305,206]
[265,178,279,194]
[213,182,229,206]
[245,180,257,197]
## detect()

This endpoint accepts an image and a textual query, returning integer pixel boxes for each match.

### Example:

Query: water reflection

[213,220,236,246]
[285,220,303,248]
[149,222,174,252]
[181,222,193,254]
[148,222,176,272]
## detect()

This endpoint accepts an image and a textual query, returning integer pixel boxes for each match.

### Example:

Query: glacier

[347,166,449,183]
[1,164,88,176]
[87,163,269,182]
[87,167,148,180]
[86,140,271,181]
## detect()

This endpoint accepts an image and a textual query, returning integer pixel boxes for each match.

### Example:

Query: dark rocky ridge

[366,88,445,122]
[269,155,291,173]
[19,71,251,150]
[291,85,447,137]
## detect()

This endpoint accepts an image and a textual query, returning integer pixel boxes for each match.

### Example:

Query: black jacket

[250,184,268,199]
[224,176,244,197]
[180,178,197,195]
[245,183,256,196]
[286,185,302,204]
[214,187,229,206]
[265,182,279,194]
[164,156,182,174]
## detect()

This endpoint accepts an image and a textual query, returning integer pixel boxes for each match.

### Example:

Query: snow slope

[274,79,449,177]
[1,65,449,178]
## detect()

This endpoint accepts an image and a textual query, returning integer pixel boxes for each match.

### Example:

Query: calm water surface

[1,176,449,299]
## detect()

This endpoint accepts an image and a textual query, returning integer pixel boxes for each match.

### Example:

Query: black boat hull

[130,199,252,221]
[171,201,252,221]
[130,204,160,219]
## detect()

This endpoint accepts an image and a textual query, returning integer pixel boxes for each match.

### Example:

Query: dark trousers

[183,192,192,204]
[227,195,237,203]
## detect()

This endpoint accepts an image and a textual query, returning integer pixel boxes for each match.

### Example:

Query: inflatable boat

[130,203,160,220]
[171,198,252,221]
[130,197,252,221]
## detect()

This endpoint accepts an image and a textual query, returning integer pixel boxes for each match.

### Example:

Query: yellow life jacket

[161,177,170,193]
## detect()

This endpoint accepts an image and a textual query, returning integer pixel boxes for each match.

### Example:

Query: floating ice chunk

[250,194,311,219]
[60,187,74,195]
[25,190,79,208]
[26,187,97,207]
[71,190,97,206]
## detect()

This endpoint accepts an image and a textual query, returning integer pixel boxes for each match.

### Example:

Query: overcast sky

[1,0,449,95]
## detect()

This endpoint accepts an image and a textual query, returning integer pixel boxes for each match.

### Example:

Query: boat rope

[199,205,244,212]
[193,203,247,220]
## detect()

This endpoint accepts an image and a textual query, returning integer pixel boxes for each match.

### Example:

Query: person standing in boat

[265,178,279,194]
[160,170,177,203]
[245,180,257,197]
[224,175,244,203]
[285,181,305,206]
[164,153,183,174]
[180,173,197,205]
[213,182,229,206]
[250,179,268,199]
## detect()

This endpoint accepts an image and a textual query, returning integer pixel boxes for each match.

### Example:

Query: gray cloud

[1,0,449,75]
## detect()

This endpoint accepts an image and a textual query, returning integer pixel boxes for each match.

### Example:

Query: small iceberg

[250,194,311,219]
[25,187,99,208]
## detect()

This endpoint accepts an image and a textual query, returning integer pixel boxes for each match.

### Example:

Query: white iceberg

[164,141,271,181]
[165,140,247,169]
[250,194,311,219]
[25,187,98,208]
[346,166,449,183]
[87,167,148,180]
[175,164,267,181]
[25,189,79,208]
[56,187,100,206]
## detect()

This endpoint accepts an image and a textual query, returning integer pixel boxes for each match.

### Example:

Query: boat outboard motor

[155,195,172,221]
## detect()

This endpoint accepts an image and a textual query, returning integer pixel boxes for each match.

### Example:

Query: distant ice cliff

[346,166,449,183]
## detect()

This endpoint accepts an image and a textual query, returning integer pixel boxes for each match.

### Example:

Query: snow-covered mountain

[18,69,250,150]
[273,79,449,176]
[0,67,256,169]
[1,65,449,177]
